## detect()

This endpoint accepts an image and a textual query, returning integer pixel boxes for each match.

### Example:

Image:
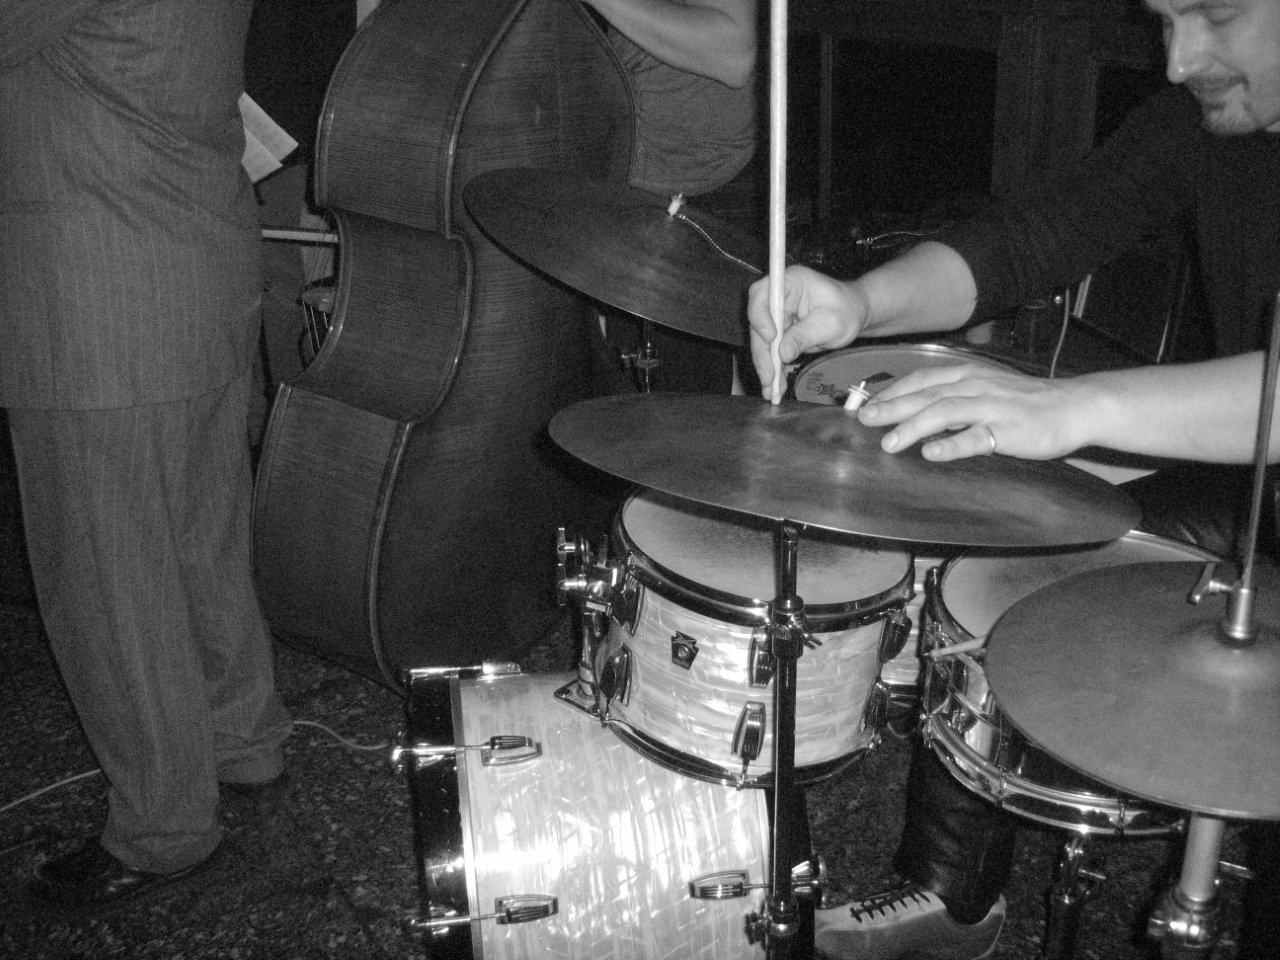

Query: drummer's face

[1147,0,1280,133]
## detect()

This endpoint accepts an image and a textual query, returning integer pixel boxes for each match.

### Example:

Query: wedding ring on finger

[981,424,998,455]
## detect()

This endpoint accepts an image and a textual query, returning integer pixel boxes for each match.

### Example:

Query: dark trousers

[897,464,1279,946]
[8,371,292,871]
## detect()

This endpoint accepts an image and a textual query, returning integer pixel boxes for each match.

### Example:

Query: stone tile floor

[0,602,1247,959]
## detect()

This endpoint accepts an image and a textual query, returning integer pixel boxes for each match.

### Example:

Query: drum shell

[920,531,1214,836]
[401,669,784,958]
[599,491,914,786]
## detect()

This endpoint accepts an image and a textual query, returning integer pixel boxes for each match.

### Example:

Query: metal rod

[767,520,803,951]
[1179,815,1225,904]
[1222,291,1280,642]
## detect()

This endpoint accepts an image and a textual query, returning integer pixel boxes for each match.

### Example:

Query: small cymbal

[464,167,761,345]
[549,393,1138,547]
[987,561,1280,819]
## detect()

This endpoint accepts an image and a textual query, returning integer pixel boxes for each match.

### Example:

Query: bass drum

[922,531,1215,835]
[398,668,812,958]
[597,489,914,786]
[792,342,1013,406]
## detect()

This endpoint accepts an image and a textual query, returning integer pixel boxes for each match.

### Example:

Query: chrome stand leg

[1148,816,1224,958]
[1040,835,1105,960]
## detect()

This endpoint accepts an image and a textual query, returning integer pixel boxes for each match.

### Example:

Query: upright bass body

[252,0,633,684]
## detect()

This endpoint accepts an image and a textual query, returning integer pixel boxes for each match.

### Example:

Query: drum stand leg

[1147,815,1224,959]
[749,520,812,957]
[1040,835,1106,960]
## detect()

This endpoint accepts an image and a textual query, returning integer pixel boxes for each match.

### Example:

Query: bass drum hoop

[921,530,1215,836]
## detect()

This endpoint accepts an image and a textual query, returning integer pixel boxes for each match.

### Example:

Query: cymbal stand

[1040,834,1107,960]
[619,317,661,392]
[1150,294,1280,958]
[1147,816,1224,958]
[747,520,813,956]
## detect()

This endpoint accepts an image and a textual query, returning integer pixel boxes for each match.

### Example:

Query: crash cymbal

[987,561,1280,819]
[464,167,761,345]
[548,393,1137,547]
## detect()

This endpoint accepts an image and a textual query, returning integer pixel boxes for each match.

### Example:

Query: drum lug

[612,574,641,634]
[862,679,893,732]
[878,606,912,663]
[689,858,826,900]
[597,644,633,708]
[392,733,543,767]
[410,894,559,931]
[481,735,543,766]
[732,701,766,770]
[689,869,755,900]
[670,632,699,669]
[748,631,774,687]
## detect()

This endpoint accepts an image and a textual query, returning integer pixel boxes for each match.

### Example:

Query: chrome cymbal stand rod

[1198,292,1280,644]
[1147,815,1224,958]
[748,520,807,955]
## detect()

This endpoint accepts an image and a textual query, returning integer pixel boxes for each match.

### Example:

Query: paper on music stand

[239,92,298,184]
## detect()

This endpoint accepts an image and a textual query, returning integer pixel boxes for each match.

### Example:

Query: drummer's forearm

[1071,354,1274,463]
[855,242,979,339]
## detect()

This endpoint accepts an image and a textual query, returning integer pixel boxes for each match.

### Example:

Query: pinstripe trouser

[7,370,291,873]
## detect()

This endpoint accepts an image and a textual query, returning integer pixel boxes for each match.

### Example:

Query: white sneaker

[814,883,1006,960]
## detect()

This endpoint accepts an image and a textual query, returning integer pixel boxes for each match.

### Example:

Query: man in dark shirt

[748,0,1280,956]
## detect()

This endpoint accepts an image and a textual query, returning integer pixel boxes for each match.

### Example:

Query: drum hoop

[453,678,483,959]
[793,342,1014,403]
[932,530,1221,645]
[922,707,1182,837]
[402,672,475,949]
[606,719,870,789]
[613,506,914,630]
[923,531,1223,711]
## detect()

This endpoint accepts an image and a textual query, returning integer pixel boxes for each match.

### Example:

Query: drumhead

[941,531,1218,637]
[793,343,1012,405]
[621,489,908,605]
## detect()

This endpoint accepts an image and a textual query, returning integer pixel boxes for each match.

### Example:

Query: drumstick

[927,637,987,659]
[767,0,788,405]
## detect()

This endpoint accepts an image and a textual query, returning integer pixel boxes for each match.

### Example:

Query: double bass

[252,0,633,687]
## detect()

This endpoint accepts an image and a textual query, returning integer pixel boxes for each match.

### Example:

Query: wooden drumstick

[767,0,788,405]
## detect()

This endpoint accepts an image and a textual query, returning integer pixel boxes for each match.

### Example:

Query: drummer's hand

[857,365,1087,461]
[747,266,867,398]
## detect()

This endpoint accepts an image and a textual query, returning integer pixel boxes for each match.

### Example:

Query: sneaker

[814,883,1005,960]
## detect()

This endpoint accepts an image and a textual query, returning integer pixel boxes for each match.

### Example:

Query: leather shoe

[31,837,220,910]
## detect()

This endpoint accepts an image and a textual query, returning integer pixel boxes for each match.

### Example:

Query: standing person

[583,0,759,394]
[747,0,1280,956]
[0,0,292,908]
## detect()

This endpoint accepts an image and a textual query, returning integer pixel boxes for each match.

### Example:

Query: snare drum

[596,489,914,786]
[921,531,1215,835]
[397,668,801,958]
[793,342,1012,406]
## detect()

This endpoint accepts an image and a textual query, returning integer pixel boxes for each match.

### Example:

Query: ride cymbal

[464,167,761,345]
[548,393,1137,547]
[986,560,1280,820]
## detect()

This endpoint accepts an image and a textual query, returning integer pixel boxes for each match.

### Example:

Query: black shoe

[30,837,220,910]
